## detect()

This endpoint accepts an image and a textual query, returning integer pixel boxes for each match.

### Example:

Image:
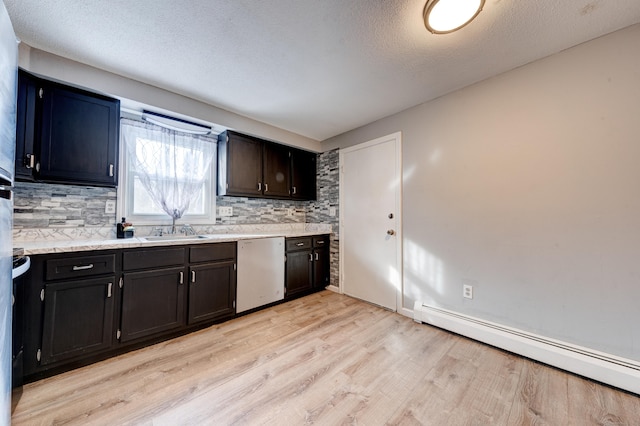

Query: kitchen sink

[143,235,211,242]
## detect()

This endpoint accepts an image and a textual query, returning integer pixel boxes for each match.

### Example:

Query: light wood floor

[11,290,640,425]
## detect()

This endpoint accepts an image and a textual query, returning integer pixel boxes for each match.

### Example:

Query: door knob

[387,229,395,236]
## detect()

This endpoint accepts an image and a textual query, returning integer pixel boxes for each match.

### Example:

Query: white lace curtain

[121,118,216,221]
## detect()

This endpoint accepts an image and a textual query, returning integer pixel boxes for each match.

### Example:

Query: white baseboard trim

[413,302,640,395]
[399,306,413,319]
[326,285,341,294]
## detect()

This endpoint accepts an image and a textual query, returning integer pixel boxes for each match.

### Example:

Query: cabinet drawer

[313,235,329,248]
[45,254,115,281]
[123,247,185,271]
[189,242,236,263]
[286,237,312,251]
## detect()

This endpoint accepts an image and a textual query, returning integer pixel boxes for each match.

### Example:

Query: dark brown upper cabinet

[217,131,262,197]
[217,130,316,200]
[15,69,120,187]
[263,142,291,198]
[290,148,317,200]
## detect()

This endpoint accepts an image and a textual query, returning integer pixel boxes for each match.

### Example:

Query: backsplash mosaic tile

[13,182,116,228]
[308,149,340,287]
[215,196,308,225]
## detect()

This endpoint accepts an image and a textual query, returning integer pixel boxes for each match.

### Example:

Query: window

[117,118,217,225]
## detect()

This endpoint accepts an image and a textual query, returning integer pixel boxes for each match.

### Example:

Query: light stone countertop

[16,224,332,255]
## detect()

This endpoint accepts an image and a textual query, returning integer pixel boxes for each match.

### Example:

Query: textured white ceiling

[5,0,640,141]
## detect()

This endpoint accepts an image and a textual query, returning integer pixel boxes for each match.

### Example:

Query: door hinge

[40,288,45,302]
[119,277,123,288]
[117,329,121,340]
[36,349,41,362]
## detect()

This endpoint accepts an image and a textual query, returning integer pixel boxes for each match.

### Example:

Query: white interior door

[340,132,401,311]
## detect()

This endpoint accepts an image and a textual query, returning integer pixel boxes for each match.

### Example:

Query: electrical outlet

[287,208,295,217]
[218,206,233,217]
[463,284,473,299]
[329,207,336,217]
[104,200,116,214]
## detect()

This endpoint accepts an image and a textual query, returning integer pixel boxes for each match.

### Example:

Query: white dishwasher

[236,237,285,313]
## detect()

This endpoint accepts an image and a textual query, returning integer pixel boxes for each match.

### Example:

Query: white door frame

[339,132,405,314]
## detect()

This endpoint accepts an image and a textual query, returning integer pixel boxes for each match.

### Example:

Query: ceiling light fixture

[423,0,485,34]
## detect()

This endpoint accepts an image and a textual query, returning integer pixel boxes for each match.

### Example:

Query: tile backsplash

[13,182,116,228]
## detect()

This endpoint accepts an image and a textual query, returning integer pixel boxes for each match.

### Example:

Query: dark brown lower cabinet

[285,235,330,299]
[40,277,115,365]
[120,267,186,343]
[188,261,236,324]
[313,246,330,289]
[285,249,313,298]
[23,237,325,382]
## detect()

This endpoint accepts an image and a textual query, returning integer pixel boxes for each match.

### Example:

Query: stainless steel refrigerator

[0,0,18,424]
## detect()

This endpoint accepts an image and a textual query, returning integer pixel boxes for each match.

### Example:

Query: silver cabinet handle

[258,182,262,191]
[317,240,325,245]
[296,242,305,247]
[179,271,184,284]
[191,270,196,283]
[309,253,313,262]
[109,164,114,177]
[73,264,94,271]
[107,282,112,298]
[264,183,269,193]
[26,154,36,169]
[315,253,319,261]
[292,186,296,195]
[387,229,395,236]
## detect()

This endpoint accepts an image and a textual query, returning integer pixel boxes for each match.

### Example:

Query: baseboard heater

[413,302,640,395]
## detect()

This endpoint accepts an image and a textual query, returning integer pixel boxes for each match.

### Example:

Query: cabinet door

[15,70,38,181]
[188,261,236,325]
[40,277,115,365]
[285,250,313,298]
[263,142,291,198]
[218,132,262,197]
[120,267,186,343]
[313,248,330,289]
[39,83,119,187]
[290,148,317,200]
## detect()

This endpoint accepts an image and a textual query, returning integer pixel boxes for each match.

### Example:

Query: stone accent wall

[13,182,116,228]
[307,149,340,287]
[215,196,308,224]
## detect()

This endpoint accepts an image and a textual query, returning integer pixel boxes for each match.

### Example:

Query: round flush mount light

[424,0,485,34]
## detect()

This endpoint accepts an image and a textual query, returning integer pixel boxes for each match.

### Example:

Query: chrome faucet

[181,224,196,236]
[153,227,164,237]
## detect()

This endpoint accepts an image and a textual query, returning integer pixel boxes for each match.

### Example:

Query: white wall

[323,24,640,361]
[18,44,321,152]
